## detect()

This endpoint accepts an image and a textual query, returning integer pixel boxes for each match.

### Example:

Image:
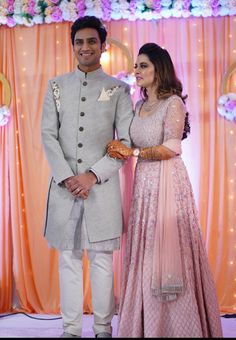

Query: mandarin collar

[75,66,105,80]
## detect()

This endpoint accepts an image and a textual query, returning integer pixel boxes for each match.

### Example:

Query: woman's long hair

[138,43,190,140]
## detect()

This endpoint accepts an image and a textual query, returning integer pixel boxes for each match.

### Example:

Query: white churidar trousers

[59,249,115,336]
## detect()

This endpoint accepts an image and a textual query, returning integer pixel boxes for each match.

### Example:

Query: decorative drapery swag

[1,0,236,27]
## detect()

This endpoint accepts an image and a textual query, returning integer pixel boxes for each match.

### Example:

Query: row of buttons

[77,81,87,164]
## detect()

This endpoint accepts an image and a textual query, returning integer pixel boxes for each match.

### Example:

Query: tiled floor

[0,313,235,338]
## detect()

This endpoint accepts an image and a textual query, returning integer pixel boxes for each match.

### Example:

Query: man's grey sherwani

[41,67,134,249]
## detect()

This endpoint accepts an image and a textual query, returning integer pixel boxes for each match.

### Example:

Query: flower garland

[0,106,11,126]
[217,92,236,122]
[0,0,236,27]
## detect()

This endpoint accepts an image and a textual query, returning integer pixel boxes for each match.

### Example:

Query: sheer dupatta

[151,138,184,301]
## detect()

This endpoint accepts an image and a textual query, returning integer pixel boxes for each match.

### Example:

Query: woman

[107,43,223,338]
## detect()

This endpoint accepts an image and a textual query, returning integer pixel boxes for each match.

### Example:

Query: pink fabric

[151,139,184,301]
[118,96,223,337]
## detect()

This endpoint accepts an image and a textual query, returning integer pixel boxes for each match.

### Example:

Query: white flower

[142,11,155,20]
[35,6,42,14]
[60,1,68,11]
[172,8,182,17]
[202,8,212,17]
[62,10,71,21]
[217,92,236,122]
[23,17,34,27]
[120,1,129,10]
[161,8,172,18]
[144,0,152,8]
[45,16,53,24]
[173,0,183,10]
[110,2,120,11]
[191,7,202,16]
[33,15,43,24]
[85,8,95,16]
[0,16,7,25]
[136,2,145,11]
[219,6,230,15]
[161,0,172,6]
[0,106,11,127]
[121,10,130,19]
[111,12,122,20]
[219,0,229,5]
[85,0,94,9]
[12,14,23,24]
[191,0,203,6]
[218,94,229,105]
[182,9,191,18]
[227,93,236,100]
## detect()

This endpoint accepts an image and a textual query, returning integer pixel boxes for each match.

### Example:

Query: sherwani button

[77,159,82,163]
[83,81,88,86]
[78,143,83,148]
[81,97,86,101]
[80,112,85,116]
[79,127,84,131]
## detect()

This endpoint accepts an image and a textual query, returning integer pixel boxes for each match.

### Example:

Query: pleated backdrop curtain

[0,16,236,314]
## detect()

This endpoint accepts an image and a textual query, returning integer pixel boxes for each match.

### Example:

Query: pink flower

[211,0,220,9]
[8,4,14,12]
[51,6,62,22]
[225,100,236,111]
[183,0,191,10]
[116,71,127,79]
[7,16,16,27]
[28,0,36,6]
[27,6,35,16]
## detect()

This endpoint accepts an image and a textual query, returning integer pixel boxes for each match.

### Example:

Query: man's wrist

[88,170,98,184]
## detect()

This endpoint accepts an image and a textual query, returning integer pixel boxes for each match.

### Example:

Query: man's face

[73,28,105,72]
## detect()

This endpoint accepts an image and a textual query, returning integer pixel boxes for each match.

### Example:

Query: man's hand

[64,172,97,199]
[107,140,133,160]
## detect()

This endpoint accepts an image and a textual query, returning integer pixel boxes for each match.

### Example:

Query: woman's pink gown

[117,96,223,338]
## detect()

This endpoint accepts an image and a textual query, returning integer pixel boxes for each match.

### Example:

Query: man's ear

[101,42,106,53]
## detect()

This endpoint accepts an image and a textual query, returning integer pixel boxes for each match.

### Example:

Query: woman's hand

[107,140,133,160]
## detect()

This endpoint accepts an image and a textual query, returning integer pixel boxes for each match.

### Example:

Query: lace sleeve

[163,96,186,142]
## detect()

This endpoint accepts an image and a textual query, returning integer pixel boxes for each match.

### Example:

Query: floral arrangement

[217,92,236,122]
[0,0,236,27]
[115,71,136,95]
[0,106,11,126]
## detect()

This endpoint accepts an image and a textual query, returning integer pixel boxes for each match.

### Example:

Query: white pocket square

[97,86,121,101]
[98,87,110,101]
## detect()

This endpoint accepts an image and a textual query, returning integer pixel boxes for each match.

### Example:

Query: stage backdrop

[0,16,236,314]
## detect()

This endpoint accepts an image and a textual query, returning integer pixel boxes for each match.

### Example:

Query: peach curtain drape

[0,16,236,314]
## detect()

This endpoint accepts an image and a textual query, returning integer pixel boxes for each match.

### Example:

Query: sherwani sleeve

[90,84,133,184]
[41,80,74,184]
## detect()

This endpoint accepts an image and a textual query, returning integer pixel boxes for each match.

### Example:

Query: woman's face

[134,54,156,88]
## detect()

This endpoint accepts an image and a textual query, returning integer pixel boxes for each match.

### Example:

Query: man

[41,16,133,338]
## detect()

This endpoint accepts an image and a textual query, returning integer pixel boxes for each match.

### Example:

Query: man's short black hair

[71,16,107,45]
